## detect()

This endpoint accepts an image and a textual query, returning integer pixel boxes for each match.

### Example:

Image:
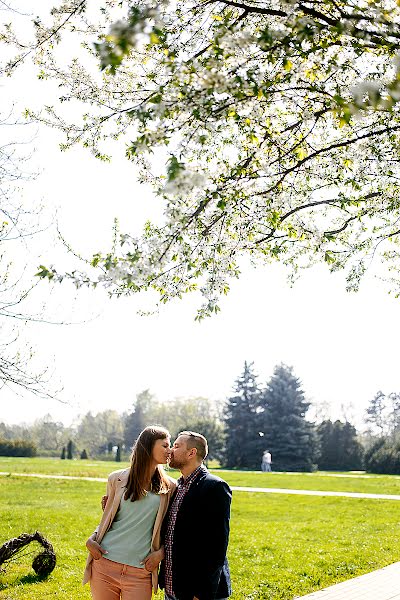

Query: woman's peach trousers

[90,557,152,600]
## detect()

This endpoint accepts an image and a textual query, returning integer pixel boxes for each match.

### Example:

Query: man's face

[169,435,191,469]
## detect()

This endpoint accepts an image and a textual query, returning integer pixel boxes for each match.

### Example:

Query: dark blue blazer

[159,469,232,600]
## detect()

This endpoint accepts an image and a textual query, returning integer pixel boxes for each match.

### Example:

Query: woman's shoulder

[108,467,130,482]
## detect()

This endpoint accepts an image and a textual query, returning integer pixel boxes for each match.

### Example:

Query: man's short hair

[179,431,208,460]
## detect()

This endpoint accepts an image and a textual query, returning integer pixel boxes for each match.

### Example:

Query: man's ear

[188,447,198,459]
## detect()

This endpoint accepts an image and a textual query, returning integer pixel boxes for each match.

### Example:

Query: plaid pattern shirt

[164,465,205,596]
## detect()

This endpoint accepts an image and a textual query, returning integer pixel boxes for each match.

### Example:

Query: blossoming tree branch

[3,0,400,317]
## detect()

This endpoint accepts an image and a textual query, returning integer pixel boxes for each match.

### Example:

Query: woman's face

[152,436,171,465]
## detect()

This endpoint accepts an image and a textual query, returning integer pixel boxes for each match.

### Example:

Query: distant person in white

[261,450,272,472]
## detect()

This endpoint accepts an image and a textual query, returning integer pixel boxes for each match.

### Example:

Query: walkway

[1,472,400,500]
[230,485,400,501]
[298,561,400,599]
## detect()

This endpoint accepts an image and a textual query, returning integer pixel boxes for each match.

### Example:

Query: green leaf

[167,155,185,181]
[324,251,336,264]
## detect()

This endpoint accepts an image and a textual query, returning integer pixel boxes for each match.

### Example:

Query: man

[261,450,272,472]
[159,431,232,600]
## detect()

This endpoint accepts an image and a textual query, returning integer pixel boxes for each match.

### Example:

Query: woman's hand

[86,535,107,560]
[101,495,108,511]
[141,547,164,572]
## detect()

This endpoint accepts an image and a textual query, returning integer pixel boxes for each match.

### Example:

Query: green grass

[213,470,400,495]
[0,457,126,479]
[1,460,400,598]
[2,457,400,494]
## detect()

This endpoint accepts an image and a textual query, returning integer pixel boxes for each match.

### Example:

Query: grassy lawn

[1,460,400,599]
[214,470,400,495]
[2,457,400,494]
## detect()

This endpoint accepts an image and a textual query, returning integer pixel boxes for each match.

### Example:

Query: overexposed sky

[2,129,399,429]
[1,2,399,429]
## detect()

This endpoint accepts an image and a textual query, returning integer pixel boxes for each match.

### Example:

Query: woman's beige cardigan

[83,468,176,592]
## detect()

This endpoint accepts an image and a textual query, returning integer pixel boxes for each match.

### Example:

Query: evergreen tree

[80,449,88,460]
[116,445,121,462]
[60,446,66,460]
[124,390,149,449]
[317,420,363,471]
[223,362,262,469]
[67,440,73,460]
[261,364,317,472]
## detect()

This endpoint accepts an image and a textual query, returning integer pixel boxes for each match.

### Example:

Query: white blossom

[197,69,228,93]
[163,169,206,195]
[350,80,382,105]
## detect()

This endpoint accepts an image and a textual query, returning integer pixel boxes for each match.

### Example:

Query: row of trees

[3,360,394,472]
[224,362,366,471]
[0,392,225,461]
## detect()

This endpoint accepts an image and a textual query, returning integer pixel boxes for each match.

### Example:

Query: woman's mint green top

[101,491,161,568]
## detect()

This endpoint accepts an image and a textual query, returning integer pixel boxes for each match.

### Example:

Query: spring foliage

[3,1,400,316]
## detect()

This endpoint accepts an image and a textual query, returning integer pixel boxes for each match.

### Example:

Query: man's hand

[141,547,164,572]
[86,535,107,560]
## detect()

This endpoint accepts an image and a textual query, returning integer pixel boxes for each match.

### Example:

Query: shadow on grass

[19,572,50,584]
[0,571,50,590]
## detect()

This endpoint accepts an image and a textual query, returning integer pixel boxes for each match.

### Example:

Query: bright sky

[1,2,399,429]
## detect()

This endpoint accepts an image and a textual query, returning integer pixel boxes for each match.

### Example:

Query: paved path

[1,471,400,500]
[230,486,400,500]
[298,561,400,599]
[217,470,382,479]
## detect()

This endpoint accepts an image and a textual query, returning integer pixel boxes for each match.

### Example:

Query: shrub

[365,438,400,474]
[0,439,37,457]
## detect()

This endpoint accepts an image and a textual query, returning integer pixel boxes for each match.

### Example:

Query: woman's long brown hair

[124,425,171,502]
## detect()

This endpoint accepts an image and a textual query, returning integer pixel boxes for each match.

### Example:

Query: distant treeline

[2,363,400,473]
[0,439,36,457]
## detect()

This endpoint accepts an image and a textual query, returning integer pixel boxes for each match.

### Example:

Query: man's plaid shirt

[164,465,205,596]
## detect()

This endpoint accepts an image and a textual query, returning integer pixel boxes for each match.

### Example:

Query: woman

[83,425,176,600]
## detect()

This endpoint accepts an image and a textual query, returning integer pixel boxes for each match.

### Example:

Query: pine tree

[67,440,73,460]
[124,390,149,450]
[223,362,262,469]
[80,448,88,460]
[261,364,317,472]
[60,446,66,460]
[116,445,121,462]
